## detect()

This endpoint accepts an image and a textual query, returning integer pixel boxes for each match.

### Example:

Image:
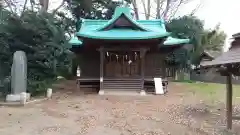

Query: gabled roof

[163,37,190,46]
[201,50,221,59]
[71,6,191,48]
[96,7,148,31]
[201,34,240,67]
[76,7,170,40]
[201,48,240,67]
[232,32,240,39]
[69,37,82,46]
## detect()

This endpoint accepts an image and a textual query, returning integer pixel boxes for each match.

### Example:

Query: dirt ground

[0,82,240,135]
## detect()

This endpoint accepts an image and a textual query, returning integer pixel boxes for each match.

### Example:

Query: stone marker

[140,90,146,96]
[11,51,27,94]
[6,51,28,102]
[46,88,52,98]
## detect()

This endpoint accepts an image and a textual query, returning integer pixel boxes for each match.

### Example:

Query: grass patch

[174,81,240,103]
[172,79,196,83]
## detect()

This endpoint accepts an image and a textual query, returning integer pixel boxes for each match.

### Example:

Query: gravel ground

[0,82,240,135]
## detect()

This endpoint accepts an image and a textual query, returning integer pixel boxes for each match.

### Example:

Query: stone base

[155,90,165,95]
[98,90,104,95]
[140,90,146,96]
[6,93,30,102]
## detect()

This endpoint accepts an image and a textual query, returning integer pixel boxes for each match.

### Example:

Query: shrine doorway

[104,51,141,78]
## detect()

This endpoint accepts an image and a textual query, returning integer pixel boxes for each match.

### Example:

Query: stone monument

[6,51,29,102]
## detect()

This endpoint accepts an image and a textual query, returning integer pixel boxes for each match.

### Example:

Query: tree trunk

[21,0,28,17]
[163,0,171,20]
[131,0,139,20]
[141,0,147,19]
[39,0,49,13]
[146,0,150,20]
[52,0,65,15]
[156,0,160,19]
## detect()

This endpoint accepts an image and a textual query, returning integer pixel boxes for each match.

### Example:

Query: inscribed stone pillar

[11,51,27,94]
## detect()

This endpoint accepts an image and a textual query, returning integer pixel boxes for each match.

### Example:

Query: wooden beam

[97,47,150,51]
[99,47,104,90]
[226,72,233,130]
[140,48,147,91]
[162,54,167,78]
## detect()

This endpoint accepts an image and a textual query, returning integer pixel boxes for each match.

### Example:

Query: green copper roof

[163,37,190,46]
[76,7,170,40]
[113,6,131,17]
[96,7,149,31]
[77,28,170,40]
[73,6,191,48]
[68,37,82,46]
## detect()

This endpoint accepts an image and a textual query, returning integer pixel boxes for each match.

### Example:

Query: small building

[200,32,240,129]
[200,50,221,65]
[69,6,190,94]
[190,50,228,83]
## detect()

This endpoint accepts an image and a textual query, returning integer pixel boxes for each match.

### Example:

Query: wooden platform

[76,77,168,92]
[76,77,168,82]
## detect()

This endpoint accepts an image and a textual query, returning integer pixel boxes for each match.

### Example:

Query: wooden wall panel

[77,51,100,78]
[144,53,166,78]
[76,51,174,79]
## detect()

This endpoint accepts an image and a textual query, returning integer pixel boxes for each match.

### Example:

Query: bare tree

[131,0,139,19]
[131,0,199,20]
[156,0,194,20]
[189,2,202,16]
[162,0,171,19]
[3,0,15,13]
[39,0,49,13]
[21,0,28,16]
[146,0,150,19]
[156,0,160,19]
[52,0,65,15]
[139,0,152,20]
[0,0,4,7]
[141,0,147,19]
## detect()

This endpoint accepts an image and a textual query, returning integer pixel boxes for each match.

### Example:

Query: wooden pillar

[226,72,233,130]
[162,54,167,79]
[99,47,104,91]
[140,48,146,92]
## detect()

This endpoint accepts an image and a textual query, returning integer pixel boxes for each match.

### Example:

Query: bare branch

[146,0,150,19]
[39,0,49,13]
[138,11,156,19]
[52,0,65,15]
[164,0,184,20]
[30,0,34,11]
[167,3,182,20]
[190,1,202,16]
[131,0,139,19]
[141,0,148,19]
[156,0,160,19]
[3,0,14,13]
[21,0,28,17]
[163,0,171,19]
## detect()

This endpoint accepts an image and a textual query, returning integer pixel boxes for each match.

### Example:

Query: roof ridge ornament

[113,6,131,18]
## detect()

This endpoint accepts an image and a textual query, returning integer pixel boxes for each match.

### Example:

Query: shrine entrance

[104,51,141,78]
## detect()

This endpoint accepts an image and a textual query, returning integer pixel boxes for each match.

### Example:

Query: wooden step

[102,90,141,96]
[103,79,141,91]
